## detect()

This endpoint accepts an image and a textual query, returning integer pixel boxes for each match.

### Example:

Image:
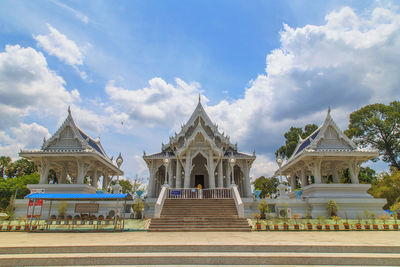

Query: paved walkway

[1,231,399,247]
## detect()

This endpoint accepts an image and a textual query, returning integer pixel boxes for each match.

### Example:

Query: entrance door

[194,175,205,188]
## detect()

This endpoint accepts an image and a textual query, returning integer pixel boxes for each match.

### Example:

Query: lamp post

[276,155,283,183]
[163,157,169,186]
[276,154,288,199]
[229,157,236,185]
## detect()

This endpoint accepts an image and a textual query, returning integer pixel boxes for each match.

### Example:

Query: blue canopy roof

[25,193,132,201]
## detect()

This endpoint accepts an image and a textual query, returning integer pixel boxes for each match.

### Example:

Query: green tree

[345,101,400,169]
[276,124,319,159]
[5,158,37,178]
[340,167,377,184]
[252,176,279,198]
[0,173,39,209]
[0,156,11,178]
[119,180,132,194]
[368,170,400,209]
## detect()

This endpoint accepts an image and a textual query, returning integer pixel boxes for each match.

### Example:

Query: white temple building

[143,98,256,218]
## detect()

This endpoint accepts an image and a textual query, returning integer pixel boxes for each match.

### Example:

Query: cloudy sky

[0,0,399,181]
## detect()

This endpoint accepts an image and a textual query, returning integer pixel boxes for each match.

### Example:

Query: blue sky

[0,0,399,180]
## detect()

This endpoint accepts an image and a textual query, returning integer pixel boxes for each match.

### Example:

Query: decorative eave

[24,107,120,172]
[277,149,378,175]
[19,149,122,175]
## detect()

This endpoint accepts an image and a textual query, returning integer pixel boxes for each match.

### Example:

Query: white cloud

[34,24,83,66]
[0,123,50,159]
[51,0,89,24]
[105,78,203,129]
[0,44,77,129]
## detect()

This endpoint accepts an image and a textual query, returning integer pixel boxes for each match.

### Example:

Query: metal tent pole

[29,199,36,232]
[46,200,53,231]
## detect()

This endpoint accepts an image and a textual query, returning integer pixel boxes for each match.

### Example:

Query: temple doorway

[195,175,205,188]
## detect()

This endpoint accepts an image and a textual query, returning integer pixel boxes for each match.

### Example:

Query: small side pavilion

[20,107,123,194]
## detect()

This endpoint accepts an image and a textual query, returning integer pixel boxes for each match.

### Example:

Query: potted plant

[258,200,269,220]
[253,213,261,230]
[379,214,390,230]
[15,218,22,231]
[390,203,399,230]
[370,212,378,230]
[273,215,280,230]
[23,218,29,231]
[343,212,350,230]
[305,206,312,230]
[292,213,300,230]
[134,199,144,219]
[58,202,67,220]
[355,214,362,230]
[31,220,38,230]
[363,210,370,229]
[327,199,339,217]
[6,220,12,231]
[331,215,341,230]
[315,215,324,230]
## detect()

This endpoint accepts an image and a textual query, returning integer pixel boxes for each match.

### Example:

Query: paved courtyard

[1,231,399,247]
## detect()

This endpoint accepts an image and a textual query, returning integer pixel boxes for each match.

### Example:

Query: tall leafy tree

[252,176,279,198]
[0,173,39,209]
[276,124,319,159]
[345,101,400,169]
[0,156,11,178]
[5,158,37,178]
[368,170,400,209]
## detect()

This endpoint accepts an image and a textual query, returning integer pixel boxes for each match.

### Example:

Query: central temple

[143,97,256,199]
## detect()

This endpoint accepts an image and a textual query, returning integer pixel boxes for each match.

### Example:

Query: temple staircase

[148,198,251,231]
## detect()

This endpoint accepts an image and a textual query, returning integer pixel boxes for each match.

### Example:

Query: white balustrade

[167,188,232,199]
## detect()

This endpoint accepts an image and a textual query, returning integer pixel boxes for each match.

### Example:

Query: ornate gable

[290,108,356,160]
[42,107,108,158]
[166,98,232,157]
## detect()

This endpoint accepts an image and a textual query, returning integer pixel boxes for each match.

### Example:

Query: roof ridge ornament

[198,93,201,104]
[68,105,71,116]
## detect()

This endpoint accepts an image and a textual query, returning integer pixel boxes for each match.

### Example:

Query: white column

[176,159,182,188]
[184,150,191,188]
[91,169,98,187]
[218,160,223,188]
[76,160,90,184]
[242,161,252,197]
[208,150,216,188]
[147,161,156,197]
[331,162,340,183]
[300,168,307,188]
[226,161,231,187]
[59,162,68,184]
[310,159,322,184]
[167,162,172,187]
[39,158,50,184]
[290,172,296,191]
[348,159,360,184]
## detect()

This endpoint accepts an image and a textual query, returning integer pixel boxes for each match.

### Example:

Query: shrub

[133,199,144,218]
[327,199,339,217]
[257,200,270,215]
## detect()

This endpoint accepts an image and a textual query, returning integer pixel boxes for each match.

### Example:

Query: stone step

[1,251,399,266]
[2,245,400,254]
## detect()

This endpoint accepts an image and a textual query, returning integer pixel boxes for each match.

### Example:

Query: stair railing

[154,185,168,218]
[231,184,244,218]
[166,188,232,199]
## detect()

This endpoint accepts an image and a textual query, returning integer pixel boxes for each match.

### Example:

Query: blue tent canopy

[25,193,132,201]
